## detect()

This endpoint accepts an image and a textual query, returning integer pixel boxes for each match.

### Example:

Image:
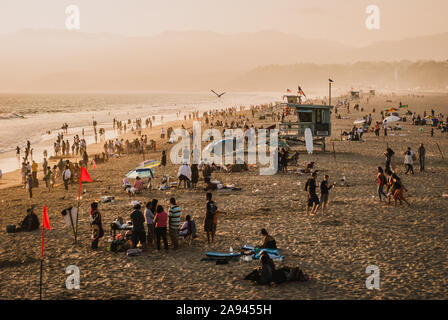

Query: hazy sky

[1,0,447,45]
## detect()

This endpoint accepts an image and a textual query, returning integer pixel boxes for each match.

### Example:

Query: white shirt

[404,154,413,164]
[63,168,72,180]
[178,165,192,180]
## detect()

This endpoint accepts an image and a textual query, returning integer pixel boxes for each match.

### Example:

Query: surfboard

[206,251,241,258]
[305,128,313,154]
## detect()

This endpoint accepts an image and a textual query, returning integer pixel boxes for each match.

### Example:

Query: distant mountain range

[0,29,447,92]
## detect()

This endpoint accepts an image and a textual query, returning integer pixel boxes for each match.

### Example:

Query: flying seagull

[211,90,226,98]
[329,78,334,82]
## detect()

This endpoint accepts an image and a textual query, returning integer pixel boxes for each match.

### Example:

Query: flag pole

[40,210,45,300]
[75,178,82,243]
[39,258,43,300]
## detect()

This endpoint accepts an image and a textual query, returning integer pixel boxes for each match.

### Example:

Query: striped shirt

[168,205,181,230]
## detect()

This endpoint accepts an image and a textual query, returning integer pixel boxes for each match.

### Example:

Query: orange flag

[41,206,51,258]
[92,160,97,169]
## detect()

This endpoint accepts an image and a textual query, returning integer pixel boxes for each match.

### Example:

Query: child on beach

[320,175,335,214]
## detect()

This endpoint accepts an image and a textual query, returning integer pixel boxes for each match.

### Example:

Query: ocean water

[0,92,279,173]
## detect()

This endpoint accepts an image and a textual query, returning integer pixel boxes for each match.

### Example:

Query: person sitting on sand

[204,192,218,243]
[258,252,276,285]
[179,215,197,244]
[305,172,320,215]
[258,229,277,249]
[204,177,218,191]
[304,162,315,174]
[133,176,143,193]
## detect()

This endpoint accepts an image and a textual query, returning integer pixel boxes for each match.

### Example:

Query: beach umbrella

[126,168,154,179]
[400,105,408,108]
[384,107,398,112]
[383,116,400,124]
[353,119,366,125]
[137,159,161,169]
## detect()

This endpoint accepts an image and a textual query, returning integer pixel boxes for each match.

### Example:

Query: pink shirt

[134,179,143,191]
[154,211,168,228]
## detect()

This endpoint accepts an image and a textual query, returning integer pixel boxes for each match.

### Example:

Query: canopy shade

[126,168,155,179]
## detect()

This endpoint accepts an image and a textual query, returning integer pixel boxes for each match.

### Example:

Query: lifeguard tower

[278,94,333,151]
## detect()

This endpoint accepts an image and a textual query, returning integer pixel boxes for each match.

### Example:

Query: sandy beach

[0,92,447,300]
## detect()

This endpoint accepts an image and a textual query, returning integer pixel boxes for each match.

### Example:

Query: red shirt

[154,211,168,228]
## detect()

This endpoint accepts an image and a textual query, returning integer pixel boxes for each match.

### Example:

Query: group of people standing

[377,144,426,207]
[89,193,220,251]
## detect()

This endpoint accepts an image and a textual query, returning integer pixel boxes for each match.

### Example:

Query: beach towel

[242,245,283,261]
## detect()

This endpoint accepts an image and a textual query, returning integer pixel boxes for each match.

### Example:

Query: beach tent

[126,168,155,179]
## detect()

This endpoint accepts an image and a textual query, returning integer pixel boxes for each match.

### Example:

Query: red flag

[78,167,92,200]
[80,167,92,182]
[41,206,51,258]
[42,206,51,230]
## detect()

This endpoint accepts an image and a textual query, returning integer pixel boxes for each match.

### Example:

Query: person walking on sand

[320,174,335,214]
[25,174,33,199]
[62,165,71,190]
[384,148,395,173]
[305,172,320,215]
[168,197,181,250]
[376,167,387,202]
[43,166,52,191]
[204,192,218,243]
[154,205,169,251]
[418,143,426,172]
[391,173,411,207]
[404,150,414,175]
[90,202,104,249]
